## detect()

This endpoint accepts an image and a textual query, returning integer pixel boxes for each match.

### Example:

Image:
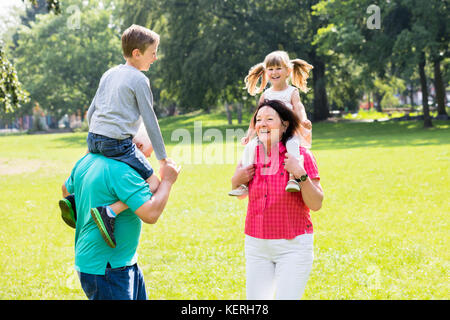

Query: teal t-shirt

[65,153,152,275]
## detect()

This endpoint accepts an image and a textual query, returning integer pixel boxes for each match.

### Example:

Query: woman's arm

[283,153,323,211]
[231,162,255,190]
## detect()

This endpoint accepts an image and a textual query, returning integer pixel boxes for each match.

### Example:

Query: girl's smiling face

[265,64,291,87]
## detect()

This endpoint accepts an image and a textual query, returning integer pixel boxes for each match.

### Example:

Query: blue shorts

[78,263,147,300]
[87,132,153,180]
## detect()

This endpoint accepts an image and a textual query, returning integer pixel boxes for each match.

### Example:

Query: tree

[0,0,60,115]
[10,0,122,118]
[119,0,331,120]
[314,0,447,128]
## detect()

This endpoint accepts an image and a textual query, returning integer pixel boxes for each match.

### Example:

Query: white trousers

[241,136,302,167]
[245,234,314,300]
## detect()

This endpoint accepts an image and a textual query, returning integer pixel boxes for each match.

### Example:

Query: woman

[231,99,324,300]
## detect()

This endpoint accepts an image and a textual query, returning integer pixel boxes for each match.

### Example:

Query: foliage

[0,114,449,299]
[0,47,29,114]
[10,0,122,117]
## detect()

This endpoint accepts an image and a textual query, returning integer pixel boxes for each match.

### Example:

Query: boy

[59,24,167,248]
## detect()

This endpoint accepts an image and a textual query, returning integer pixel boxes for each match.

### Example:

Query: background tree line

[1,0,448,128]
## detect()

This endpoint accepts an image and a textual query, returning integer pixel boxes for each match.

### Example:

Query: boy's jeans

[78,263,147,300]
[87,132,153,180]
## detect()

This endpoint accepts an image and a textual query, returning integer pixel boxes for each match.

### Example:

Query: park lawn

[0,116,448,299]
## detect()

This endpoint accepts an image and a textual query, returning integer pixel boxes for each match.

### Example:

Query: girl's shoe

[90,206,116,248]
[228,184,249,197]
[59,194,77,228]
[285,179,300,192]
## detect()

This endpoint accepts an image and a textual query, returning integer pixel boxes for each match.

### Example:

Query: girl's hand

[241,136,250,145]
[301,119,312,130]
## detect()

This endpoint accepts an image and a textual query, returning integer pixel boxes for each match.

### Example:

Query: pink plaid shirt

[245,142,320,239]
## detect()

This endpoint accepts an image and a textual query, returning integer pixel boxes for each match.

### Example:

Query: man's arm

[134,159,180,224]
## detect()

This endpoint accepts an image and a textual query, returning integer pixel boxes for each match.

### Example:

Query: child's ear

[132,48,141,58]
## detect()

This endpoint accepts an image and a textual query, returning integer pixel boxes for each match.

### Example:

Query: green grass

[0,115,448,299]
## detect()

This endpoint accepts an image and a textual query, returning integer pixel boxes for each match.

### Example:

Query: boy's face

[133,41,159,71]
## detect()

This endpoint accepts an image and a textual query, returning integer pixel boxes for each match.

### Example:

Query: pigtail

[290,59,313,93]
[244,62,268,96]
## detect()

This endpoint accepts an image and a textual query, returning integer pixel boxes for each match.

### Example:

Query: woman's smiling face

[255,106,287,147]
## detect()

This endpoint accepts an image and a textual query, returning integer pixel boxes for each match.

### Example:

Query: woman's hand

[231,163,255,189]
[283,153,306,178]
[241,136,250,145]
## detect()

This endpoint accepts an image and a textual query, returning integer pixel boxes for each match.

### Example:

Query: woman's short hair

[251,99,301,145]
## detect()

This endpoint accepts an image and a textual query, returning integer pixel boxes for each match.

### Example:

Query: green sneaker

[90,206,116,248]
[59,194,77,228]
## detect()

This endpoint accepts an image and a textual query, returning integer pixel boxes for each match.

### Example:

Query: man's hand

[159,158,180,184]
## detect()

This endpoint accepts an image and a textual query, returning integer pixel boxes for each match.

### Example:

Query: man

[62,140,180,300]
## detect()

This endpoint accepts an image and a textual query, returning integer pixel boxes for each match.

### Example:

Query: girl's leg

[285,136,303,192]
[228,138,258,197]
[241,137,258,167]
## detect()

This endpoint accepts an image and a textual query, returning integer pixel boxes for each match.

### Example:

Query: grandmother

[231,99,324,300]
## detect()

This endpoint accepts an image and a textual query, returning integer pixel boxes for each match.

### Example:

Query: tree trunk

[418,53,433,128]
[225,102,232,125]
[409,81,415,107]
[374,91,383,112]
[167,104,177,116]
[311,59,329,121]
[433,59,448,116]
[236,102,242,124]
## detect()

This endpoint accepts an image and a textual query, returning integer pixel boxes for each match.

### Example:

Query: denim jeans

[78,263,147,300]
[87,132,153,180]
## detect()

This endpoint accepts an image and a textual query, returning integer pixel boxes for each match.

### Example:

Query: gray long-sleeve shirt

[87,64,167,160]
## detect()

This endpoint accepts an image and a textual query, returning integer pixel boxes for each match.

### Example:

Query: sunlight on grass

[0,117,448,299]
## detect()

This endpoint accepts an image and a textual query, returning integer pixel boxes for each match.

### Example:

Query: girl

[229,51,313,197]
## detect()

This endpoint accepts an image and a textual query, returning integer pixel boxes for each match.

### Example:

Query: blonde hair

[244,51,313,96]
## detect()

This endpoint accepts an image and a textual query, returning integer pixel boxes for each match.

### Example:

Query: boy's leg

[90,206,116,248]
[59,194,77,228]
[146,174,160,193]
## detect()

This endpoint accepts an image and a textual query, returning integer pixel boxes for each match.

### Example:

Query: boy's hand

[159,158,168,167]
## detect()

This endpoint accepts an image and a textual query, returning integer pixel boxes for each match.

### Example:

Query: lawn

[0,114,448,299]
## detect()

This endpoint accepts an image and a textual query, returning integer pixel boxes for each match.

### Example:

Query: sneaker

[90,206,116,248]
[285,179,301,192]
[59,194,77,228]
[228,185,248,197]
